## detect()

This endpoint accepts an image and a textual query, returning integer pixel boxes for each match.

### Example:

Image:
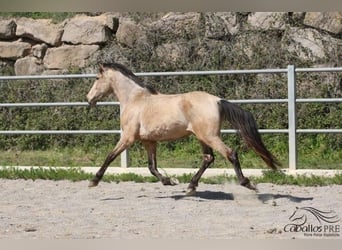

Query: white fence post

[121,148,129,168]
[119,105,129,168]
[287,65,297,173]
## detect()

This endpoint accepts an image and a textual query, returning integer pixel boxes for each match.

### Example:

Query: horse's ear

[99,64,105,74]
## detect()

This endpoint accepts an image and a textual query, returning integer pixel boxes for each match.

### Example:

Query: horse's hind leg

[228,150,257,190]
[142,141,178,186]
[186,142,214,196]
[198,135,256,191]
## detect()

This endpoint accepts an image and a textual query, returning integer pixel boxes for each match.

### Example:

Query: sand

[0,179,341,239]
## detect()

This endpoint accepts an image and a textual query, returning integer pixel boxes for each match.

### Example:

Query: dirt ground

[0,179,341,239]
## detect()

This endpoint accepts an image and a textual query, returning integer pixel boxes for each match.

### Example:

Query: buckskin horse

[86,63,281,195]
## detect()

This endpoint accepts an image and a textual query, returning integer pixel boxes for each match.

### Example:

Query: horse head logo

[289,207,340,225]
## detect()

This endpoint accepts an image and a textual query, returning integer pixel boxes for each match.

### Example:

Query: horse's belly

[139,122,191,141]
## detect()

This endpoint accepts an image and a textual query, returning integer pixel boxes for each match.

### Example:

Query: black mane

[101,63,158,95]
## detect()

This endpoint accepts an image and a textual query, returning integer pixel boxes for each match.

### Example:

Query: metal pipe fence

[1,65,342,171]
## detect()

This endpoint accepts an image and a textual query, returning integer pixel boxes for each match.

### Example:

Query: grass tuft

[0,167,341,186]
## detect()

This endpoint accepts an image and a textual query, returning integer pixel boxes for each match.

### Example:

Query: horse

[86,62,281,195]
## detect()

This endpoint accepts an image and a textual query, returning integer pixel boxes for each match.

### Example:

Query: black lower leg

[148,163,176,185]
[90,172,102,185]
[228,150,255,190]
[188,146,214,191]
[147,159,166,184]
[144,141,176,186]
[89,152,117,187]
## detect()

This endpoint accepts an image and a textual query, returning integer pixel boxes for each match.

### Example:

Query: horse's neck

[111,73,145,106]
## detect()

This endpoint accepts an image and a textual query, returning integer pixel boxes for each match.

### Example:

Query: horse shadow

[257,193,314,203]
[157,191,314,203]
[156,191,235,201]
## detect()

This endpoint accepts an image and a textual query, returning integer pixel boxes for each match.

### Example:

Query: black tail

[219,99,281,170]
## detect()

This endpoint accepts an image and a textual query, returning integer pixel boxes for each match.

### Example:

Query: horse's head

[289,207,308,226]
[87,63,158,107]
[87,65,113,106]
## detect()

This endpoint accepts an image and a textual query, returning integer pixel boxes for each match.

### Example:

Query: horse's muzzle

[86,94,97,107]
[88,100,96,107]
[87,101,98,111]
[86,96,97,109]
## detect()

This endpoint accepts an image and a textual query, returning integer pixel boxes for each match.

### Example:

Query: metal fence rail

[1,65,342,171]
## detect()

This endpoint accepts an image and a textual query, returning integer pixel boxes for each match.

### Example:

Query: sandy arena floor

[0,179,341,239]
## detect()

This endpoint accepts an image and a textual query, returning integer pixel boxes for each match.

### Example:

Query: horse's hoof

[162,177,179,186]
[247,183,258,192]
[88,179,99,188]
[241,178,258,192]
[170,177,179,185]
[185,187,196,196]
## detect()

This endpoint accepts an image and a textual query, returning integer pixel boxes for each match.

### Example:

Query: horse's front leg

[142,140,178,186]
[89,137,133,187]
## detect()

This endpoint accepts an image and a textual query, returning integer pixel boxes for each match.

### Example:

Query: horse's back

[182,91,221,108]
[148,91,220,120]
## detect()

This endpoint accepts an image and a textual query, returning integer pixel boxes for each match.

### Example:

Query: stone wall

[0,12,341,75]
[0,13,118,75]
